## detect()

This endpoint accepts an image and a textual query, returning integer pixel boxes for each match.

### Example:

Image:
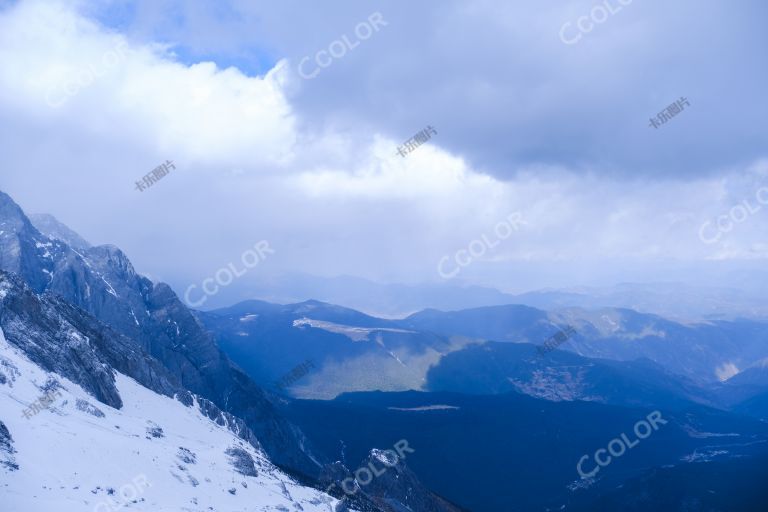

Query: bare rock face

[226,447,258,477]
[0,270,176,409]
[353,450,465,512]
[0,420,18,471]
[318,453,462,512]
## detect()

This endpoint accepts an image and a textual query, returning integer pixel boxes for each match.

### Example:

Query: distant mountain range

[185,271,768,322]
[401,305,768,387]
[201,298,768,419]
[200,300,471,400]
[513,282,768,323]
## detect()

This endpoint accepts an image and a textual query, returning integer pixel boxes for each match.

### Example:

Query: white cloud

[292,136,494,199]
[0,0,766,296]
[0,0,296,167]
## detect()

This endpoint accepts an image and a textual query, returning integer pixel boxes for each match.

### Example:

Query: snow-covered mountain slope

[0,327,350,512]
[0,190,321,476]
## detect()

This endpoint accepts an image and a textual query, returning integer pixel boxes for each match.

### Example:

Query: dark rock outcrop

[0,420,18,471]
[0,271,175,408]
[225,447,258,477]
[354,450,465,512]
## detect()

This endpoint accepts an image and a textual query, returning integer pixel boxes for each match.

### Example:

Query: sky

[0,0,767,301]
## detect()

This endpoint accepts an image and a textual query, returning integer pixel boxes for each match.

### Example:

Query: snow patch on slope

[292,317,414,342]
[387,405,460,412]
[0,329,352,511]
[716,362,740,382]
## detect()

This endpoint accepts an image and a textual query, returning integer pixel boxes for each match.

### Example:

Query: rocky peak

[28,213,92,250]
